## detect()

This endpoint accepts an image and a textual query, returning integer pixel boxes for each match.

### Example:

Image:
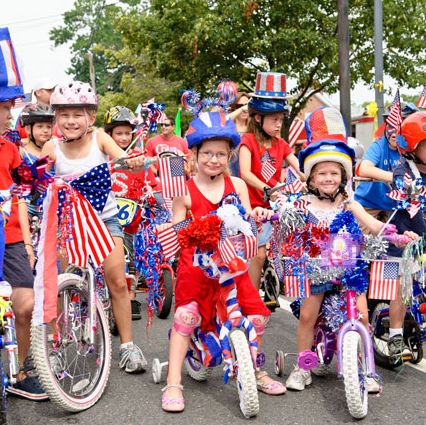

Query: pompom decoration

[217,81,238,104]
[320,292,348,333]
[177,214,222,251]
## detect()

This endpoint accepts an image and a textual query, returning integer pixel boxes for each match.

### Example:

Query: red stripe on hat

[265,74,275,92]
[6,40,20,85]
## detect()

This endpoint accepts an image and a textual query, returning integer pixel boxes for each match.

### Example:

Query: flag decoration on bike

[386,88,403,130]
[156,218,192,260]
[368,260,399,300]
[158,155,187,198]
[416,84,426,109]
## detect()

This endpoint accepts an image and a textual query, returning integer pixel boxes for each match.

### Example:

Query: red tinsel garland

[177,214,222,251]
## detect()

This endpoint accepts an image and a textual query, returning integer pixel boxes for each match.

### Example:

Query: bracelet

[25,243,33,248]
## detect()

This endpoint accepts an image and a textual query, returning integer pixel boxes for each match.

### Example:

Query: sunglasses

[160,123,171,127]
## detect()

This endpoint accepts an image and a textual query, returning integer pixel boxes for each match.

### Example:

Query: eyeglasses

[199,151,229,160]
[160,123,171,127]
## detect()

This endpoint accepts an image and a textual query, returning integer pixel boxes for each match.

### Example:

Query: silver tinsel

[306,259,346,285]
[361,235,389,261]
[273,205,306,247]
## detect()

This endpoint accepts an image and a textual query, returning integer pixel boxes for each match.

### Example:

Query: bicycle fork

[336,290,376,379]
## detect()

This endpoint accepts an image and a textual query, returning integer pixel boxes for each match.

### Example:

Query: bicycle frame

[336,290,376,379]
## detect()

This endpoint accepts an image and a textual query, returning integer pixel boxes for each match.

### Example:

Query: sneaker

[6,374,48,401]
[286,366,312,391]
[119,344,147,373]
[387,334,412,359]
[131,300,142,321]
[366,377,381,394]
[311,363,330,377]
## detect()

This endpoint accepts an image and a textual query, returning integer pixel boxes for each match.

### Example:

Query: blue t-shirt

[354,136,401,210]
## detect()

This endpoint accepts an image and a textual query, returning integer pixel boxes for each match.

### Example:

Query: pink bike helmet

[50,81,98,111]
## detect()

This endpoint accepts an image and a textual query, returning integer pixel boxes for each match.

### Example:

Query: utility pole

[338,0,351,134]
[87,51,96,91]
[374,0,384,126]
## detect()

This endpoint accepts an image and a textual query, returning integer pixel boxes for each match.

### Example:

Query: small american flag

[261,150,276,183]
[158,156,187,198]
[386,89,403,129]
[416,84,426,109]
[219,226,236,265]
[368,261,399,300]
[288,117,305,148]
[244,234,258,259]
[282,259,311,298]
[157,218,191,260]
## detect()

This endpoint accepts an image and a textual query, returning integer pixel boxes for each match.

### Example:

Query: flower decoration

[177,214,222,251]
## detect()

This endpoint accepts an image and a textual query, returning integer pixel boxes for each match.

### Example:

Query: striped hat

[299,107,355,178]
[252,72,291,99]
[0,28,24,102]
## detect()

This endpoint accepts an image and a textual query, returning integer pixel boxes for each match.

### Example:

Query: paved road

[6,295,426,425]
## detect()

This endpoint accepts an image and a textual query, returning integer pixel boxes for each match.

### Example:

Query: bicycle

[275,232,411,419]
[30,178,112,412]
[152,199,262,418]
[369,237,426,369]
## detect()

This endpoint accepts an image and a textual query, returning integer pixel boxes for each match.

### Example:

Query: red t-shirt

[0,138,23,243]
[240,133,292,208]
[175,176,270,333]
[145,134,189,157]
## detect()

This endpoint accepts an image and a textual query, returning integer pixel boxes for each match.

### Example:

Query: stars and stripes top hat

[298,106,355,179]
[252,72,291,99]
[0,28,24,102]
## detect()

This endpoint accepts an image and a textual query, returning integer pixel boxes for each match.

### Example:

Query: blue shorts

[258,221,272,247]
[3,242,34,289]
[104,215,123,238]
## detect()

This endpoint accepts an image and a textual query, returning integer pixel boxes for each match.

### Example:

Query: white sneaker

[366,377,380,394]
[286,366,312,391]
[119,344,147,373]
[311,363,330,377]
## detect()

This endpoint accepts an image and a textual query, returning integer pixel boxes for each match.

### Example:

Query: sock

[120,341,134,350]
[389,328,403,338]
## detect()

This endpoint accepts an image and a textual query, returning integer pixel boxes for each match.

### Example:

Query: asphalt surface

[6,294,426,425]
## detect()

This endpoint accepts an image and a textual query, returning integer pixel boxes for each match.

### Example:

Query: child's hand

[125,153,146,172]
[251,207,274,222]
[155,222,172,233]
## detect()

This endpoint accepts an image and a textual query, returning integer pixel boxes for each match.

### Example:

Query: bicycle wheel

[0,362,6,425]
[262,265,280,311]
[155,267,173,319]
[368,300,402,369]
[184,356,213,381]
[31,273,111,412]
[342,331,368,419]
[229,330,259,418]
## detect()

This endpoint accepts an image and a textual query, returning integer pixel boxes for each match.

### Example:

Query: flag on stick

[174,108,182,137]
[261,150,276,182]
[288,117,304,148]
[157,218,191,259]
[385,89,403,129]
[416,84,426,109]
[158,156,187,198]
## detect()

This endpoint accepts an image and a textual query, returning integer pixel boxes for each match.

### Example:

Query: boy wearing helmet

[239,72,304,292]
[384,111,426,359]
[159,111,286,413]
[40,82,148,374]
[105,105,158,320]
[284,107,406,393]
[0,27,47,400]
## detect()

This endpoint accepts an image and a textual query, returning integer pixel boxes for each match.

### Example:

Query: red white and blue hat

[0,28,24,102]
[299,106,355,178]
[252,72,291,99]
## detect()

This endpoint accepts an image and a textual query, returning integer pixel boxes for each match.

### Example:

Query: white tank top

[54,131,117,219]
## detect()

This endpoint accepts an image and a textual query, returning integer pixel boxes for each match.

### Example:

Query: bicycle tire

[0,361,6,425]
[229,330,259,418]
[368,300,402,369]
[155,267,173,319]
[31,273,111,412]
[262,265,280,307]
[342,331,368,419]
[184,356,213,381]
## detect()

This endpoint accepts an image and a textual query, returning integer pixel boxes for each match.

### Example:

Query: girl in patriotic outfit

[40,82,147,374]
[239,72,303,291]
[282,107,413,392]
[159,111,286,413]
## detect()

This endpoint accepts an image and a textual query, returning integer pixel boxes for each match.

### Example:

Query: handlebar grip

[259,213,279,223]
[382,234,413,245]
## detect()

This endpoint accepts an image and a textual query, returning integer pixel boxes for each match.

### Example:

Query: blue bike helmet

[247,97,288,117]
[185,111,240,149]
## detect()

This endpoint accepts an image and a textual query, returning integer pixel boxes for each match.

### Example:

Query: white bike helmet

[50,81,98,111]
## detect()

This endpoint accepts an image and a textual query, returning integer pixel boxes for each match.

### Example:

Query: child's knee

[173,301,201,336]
[247,315,269,335]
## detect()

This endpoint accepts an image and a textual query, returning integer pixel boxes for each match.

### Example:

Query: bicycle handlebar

[381,233,413,245]
[111,155,158,170]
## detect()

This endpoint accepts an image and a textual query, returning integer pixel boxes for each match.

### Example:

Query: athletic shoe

[286,366,312,391]
[387,334,412,359]
[119,344,147,373]
[131,299,142,320]
[311,363,330,377]
[366,377,381,394]
[6,374,48,401]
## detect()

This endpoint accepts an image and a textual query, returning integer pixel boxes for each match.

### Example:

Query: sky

[0,1,421,106]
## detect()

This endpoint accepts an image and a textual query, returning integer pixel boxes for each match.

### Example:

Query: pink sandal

[255,371,286,395]
[161,384,185,412]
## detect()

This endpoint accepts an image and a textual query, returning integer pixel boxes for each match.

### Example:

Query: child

[239,72,304,290]
[385,110,426,357]
[104,105,158,320]
[41,82,147,374]
[283,107,413,392]
[159,111,286,413]
[0,27,47,400]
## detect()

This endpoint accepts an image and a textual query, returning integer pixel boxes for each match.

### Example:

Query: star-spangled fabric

[70,163,111,213]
